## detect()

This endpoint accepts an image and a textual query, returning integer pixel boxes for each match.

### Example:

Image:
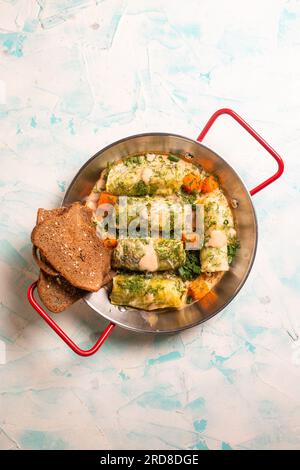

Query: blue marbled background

[0,0,299,450]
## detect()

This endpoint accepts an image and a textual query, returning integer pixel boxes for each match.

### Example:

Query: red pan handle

[197,108,284,195]
[27,282,115,356]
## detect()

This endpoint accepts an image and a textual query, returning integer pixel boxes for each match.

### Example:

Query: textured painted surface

[0,0,299,450]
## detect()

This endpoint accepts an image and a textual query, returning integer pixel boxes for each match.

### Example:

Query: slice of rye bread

[34,208,67,276]
[34,204,114,312]
[37,270,85,313]
[32,202,111,291]
[37,269,116,313]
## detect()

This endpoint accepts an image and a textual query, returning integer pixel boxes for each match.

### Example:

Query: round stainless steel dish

[63,133,257,333]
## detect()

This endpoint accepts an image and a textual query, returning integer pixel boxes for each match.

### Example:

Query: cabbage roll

[106,153,200,196]
[117,195,193,234]
[198,189,236,272]
[110,273,187,310]
[200,245,229,272]
[112,238,186,272]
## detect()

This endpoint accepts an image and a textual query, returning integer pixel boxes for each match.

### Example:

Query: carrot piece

[103,238,118,248]
[201,175,219,193]
[188,277,210,301]
[182,173,203,193]
[182,232,197,243]
[98,192,118,206]
[199,291,218,309]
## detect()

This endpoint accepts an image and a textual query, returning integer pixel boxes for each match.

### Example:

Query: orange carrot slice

[201,175,218,193]
[182,173,203,193]
[188,277,210,301]
[103,238,118,248]
[98,192,118,206]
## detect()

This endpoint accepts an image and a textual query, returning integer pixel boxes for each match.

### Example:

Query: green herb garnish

[178,251,201,281]
[227,239,240,264]
[168,154,180,162]
[134,180,148,196]
[148,285,163,295]
[121,275,145,294]
[124,155,143,166]
[179,189,197,204]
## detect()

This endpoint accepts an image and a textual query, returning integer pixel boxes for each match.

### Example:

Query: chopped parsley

[168,154,180,162]
[148,285,163,295]
[177,251,201,281]
[124,155,143,166]
[134,180,148,196]
[179,189,197,205]
[121,275,145,294]
[227,239,240,264]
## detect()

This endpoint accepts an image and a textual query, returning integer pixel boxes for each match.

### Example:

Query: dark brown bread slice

[34,207,67,276]
[34,204,114,312]
[33,246,115,284]
[37,270,85,313]
[37,269,116,313]
[32,203,111,292]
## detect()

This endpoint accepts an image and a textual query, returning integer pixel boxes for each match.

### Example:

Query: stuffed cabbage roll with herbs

[198,189,237,272]
[112,238,186,272]
[117,195,202,237]
[110,273,187,310]
[106,153,201,196]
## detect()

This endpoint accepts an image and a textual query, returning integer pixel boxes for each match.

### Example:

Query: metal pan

[28,108,284,356]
